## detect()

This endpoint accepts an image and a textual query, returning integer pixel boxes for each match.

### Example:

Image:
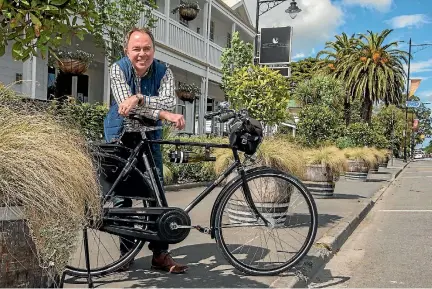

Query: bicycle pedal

[195,225,210,234]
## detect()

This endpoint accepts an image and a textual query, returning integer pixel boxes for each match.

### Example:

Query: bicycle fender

[209,166,273,239]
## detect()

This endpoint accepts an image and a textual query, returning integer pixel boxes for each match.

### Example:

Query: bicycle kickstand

[83,225,94,288]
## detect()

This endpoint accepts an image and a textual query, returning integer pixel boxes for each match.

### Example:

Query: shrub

[297,105,342,147]
[0,105,101,277]
[224,65,291,126]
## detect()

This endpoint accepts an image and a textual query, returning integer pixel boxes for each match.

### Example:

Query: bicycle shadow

[67,243,295,288]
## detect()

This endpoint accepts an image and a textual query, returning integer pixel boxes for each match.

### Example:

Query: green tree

[220,31,253,94]
[293,75,346,111]
[316,32,359,125]
[0,0,157,62]
[288,57,320,90]
[335,29,408,123]
[297,105,342,147]
[224,65,290,125]
[373,104,405,155]
[425,141,432,154]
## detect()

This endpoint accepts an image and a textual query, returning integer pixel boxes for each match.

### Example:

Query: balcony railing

[146,10,223,69]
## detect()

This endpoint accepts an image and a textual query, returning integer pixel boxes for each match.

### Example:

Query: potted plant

[53,47,94,75]
[368,147,387,173]
[302,146,347,197]
[172,1,200,21]
[176,83,200,103]
[211,137,306,225]
[343,147,377,181]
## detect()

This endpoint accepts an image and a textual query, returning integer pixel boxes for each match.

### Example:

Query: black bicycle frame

[101,136,269,225]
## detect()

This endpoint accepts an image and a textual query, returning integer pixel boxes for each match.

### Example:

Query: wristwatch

[135,94,144,105]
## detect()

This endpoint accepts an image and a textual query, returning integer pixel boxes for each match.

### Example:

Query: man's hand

[160,111,185,130]
[118,95,140,116]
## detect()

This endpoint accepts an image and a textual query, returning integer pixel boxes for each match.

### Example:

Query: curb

[164,181,212,192]
[276,162,409,288]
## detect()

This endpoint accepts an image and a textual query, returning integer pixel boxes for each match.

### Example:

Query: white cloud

[293,53,306,59]
[244,0,344,57]
[385,14,430,29]
[342,0,392,12]
[407,59,432,73]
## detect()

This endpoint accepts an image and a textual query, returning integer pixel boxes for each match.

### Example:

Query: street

[310,159,432,288]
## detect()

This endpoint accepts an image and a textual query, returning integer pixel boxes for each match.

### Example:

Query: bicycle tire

[214,168,318,276]
[65,153,154,277]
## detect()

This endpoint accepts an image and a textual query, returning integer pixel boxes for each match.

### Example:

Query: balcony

[139,10,223,70]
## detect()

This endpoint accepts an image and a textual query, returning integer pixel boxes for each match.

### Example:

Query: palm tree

[336,29,409,123]
[316,32,359,125]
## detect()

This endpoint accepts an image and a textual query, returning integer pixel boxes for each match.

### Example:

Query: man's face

[126,31,155,75]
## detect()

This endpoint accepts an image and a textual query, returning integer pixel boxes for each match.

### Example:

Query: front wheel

[214,168,318,276]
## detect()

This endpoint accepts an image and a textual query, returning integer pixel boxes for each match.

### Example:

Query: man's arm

[134,68,176,120]
[110,63,160,120]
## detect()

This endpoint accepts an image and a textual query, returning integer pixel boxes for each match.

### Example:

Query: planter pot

[369,162,379,173]
[379,156,389,168]
[57,58,88,75]
[227,177,292,226]
[176,90,195,102]
[302,164,335,198]
[0,207,57,287]
[179,7,199,21]
[345,160,368,181]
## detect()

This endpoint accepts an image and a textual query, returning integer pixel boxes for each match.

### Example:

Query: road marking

[380,210,432,212]
[400,176,432,178]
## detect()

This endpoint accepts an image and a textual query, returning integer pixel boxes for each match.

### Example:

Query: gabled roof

[221,0,253,27]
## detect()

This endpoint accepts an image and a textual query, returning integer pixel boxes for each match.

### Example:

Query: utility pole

[404,38,412,162]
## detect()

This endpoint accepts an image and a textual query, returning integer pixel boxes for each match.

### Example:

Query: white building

[0,0,256,135]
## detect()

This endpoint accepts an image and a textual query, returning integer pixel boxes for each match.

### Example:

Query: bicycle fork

[239,169,272,227]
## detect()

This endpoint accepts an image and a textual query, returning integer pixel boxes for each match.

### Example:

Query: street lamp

[254,0,302,63]
[285,1,302,19]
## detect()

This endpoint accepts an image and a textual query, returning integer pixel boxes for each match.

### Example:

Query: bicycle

[63,102,318,286]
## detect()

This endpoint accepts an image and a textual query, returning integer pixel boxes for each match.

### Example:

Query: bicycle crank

[170,223,211,234]
[101,207,192,244]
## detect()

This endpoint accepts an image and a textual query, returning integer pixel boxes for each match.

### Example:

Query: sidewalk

[65,159,406,288]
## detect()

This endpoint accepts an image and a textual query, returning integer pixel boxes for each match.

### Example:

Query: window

[209,21,215,42]
[226,32,232,48]
[196,27,201,34]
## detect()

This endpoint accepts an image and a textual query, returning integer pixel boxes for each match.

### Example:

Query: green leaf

[0,45,5,57]
[12,41,23,60]
[50,0,69,5]
[29,13,42,27]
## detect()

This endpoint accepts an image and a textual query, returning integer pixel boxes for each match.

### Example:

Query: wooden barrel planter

[0,207,57,287]
[369,162,379,174]
[227,177,292,226]
[302,165,335,198]
[379,156,389,168]
[345,160,368,181]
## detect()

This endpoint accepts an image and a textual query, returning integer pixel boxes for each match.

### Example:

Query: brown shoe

[151,252,189,274]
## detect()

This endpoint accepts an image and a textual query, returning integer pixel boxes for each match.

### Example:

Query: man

[104,27,188,274]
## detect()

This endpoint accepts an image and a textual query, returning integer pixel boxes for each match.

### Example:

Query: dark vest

[103,57,167,143]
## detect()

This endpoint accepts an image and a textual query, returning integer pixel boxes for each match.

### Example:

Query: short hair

[123,27,155,53]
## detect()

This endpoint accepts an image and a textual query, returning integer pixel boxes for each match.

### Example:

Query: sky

[243,0,432,147]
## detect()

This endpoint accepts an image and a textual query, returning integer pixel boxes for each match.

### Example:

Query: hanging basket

[176,90,195,102]
[179,7,198,21]
[57,58,88,75]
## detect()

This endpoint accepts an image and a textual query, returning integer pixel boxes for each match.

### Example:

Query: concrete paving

[309,159,432,288]
[64,159,405,288]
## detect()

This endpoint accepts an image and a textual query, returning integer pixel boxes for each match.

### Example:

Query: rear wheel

[214,168,318,276]
[65,153,155,277]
